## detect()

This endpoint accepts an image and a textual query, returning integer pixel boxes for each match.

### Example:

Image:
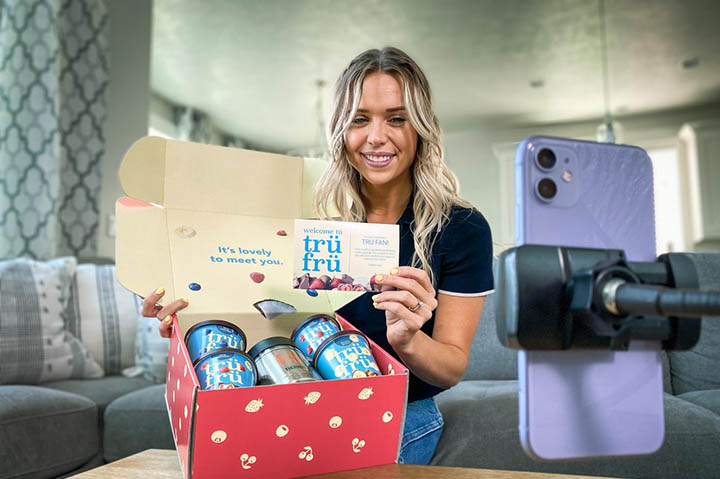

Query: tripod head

[495,245,714,351]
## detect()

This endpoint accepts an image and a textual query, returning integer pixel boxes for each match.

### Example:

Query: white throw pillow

[64,264,141,375]
[135,314,170,383]
[0,257,104,384]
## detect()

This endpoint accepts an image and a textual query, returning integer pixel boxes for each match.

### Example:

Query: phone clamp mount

[496,244,719,351]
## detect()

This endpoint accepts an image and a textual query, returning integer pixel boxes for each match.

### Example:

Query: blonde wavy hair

[313,46,472,285]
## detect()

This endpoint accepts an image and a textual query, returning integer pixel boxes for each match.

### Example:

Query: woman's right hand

[141,288,189,338]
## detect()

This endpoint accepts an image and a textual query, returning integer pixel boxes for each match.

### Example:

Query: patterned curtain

[0,0,109,260]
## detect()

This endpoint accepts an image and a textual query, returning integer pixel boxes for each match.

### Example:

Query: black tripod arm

[601,279,720,318]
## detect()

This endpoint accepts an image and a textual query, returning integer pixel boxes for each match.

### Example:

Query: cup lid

[184,319,247,351]
[248,336,296,359]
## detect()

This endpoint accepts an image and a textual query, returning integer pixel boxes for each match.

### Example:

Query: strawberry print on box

[167,315,408,479]
[293,219,399,293]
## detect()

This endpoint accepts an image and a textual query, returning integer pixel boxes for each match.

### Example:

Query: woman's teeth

[362,153,394,165]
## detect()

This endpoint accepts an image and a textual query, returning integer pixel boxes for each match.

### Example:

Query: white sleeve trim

[437,289,495,298]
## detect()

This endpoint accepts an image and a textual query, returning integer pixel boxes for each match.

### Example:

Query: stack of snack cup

[185,320,256,390]
[290,314,382,380]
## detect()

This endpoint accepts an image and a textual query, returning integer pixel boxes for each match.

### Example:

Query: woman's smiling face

[344,72,418,191]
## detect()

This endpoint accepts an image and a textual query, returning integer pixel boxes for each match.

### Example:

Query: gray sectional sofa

[1,254,718,479]
[1,376,170,479]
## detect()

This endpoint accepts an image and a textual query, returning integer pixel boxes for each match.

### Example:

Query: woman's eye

[352,117,368,125]
[389,116,406,124]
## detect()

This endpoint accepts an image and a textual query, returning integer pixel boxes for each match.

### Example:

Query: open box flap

[119,136,305,217]
[115,197,176,300]
[116,137,363,342]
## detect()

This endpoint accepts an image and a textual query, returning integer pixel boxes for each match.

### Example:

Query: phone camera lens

[537,178,557,200]
[537,148,557,169]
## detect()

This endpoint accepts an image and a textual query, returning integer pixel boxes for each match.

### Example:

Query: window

[648,147,685,254]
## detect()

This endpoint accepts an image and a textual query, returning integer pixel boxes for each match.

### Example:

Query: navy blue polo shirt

[336,195,494,402]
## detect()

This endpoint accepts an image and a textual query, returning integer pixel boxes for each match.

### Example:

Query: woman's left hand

[372,266,439,351]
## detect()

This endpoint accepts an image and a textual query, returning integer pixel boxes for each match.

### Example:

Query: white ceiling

[151,0,720,152]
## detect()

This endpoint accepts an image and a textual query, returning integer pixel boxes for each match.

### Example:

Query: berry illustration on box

[293,219,399,293]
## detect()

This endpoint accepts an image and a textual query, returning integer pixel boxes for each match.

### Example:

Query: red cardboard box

[115,137,409,478]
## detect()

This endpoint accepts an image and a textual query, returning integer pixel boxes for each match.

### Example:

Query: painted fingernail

[372,302,378,308]
[372,295,379,301]
[181,298,189,304]
[164,316,172,324]
[375,275,383,282]
[155,287,165,295]
[390,268,399,275]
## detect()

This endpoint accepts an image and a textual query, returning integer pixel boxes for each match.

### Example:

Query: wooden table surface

[71,449,618,479]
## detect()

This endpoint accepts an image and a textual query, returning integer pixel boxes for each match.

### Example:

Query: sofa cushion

[0,257,104,384]
[433,381,720,479]
[463,292,518,381]
[64,264,141,375]
[677,389,720,416]
[668,253,720,394]
[43,376,155,417]
[103,384,175,462]
[0,386,98,479]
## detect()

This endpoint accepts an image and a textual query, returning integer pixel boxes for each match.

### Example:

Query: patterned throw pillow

[0,257,104,384]
[64,264,142,375]
[135,314,170,383]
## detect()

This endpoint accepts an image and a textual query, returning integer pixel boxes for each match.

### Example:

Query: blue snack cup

[193,348,257,390]
[185,320,247,365]
[290,314,342,362]
[312,331,382,380]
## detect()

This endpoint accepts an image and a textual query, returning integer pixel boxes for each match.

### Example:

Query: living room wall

[443,102,720,253]
[96,0,152,259]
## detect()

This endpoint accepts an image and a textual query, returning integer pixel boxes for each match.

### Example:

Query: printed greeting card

[293,219,399,292]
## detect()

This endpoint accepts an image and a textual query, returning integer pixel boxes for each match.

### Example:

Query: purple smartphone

[515,136,664,460]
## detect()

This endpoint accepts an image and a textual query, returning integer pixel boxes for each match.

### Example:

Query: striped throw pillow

[135,314,170,383]
[64,264,141,375]
[0,257,104,384]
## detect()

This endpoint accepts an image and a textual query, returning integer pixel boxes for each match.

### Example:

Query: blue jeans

[398,397,444,465]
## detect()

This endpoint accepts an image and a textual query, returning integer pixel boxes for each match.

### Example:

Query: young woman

[142,46,493,465]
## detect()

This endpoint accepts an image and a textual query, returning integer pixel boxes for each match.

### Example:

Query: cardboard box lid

[116,137,363,342]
